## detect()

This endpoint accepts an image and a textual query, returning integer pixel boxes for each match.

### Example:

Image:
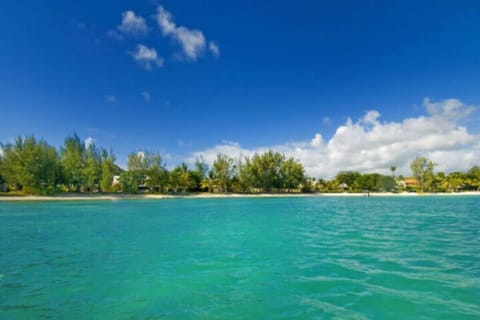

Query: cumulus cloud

[423,97,475,120]
[109,10,149,39]
[119,11,149,36]
[156,6,218,60]
[130,44,164,70]
[187,98,480,178]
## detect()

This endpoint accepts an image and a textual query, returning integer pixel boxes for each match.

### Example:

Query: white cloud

[104,95,117,103]
[130,44,164,70]
[156,6,218,61]
[118,11,149,36]
[187,98,480,178]
[423,97,475,120]
[208,41,220,57]
[84,137,94,148]
[311,134,324,147]
[141,91,151,102]
[361,110,380,126]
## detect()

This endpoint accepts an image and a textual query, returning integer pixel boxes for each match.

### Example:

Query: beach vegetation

[410,156,436,192]
[0,136,62,194]
[1,135,479,195]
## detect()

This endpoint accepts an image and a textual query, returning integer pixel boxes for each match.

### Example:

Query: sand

[1,191,479,201]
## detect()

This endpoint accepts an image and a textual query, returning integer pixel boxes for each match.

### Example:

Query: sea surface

[1,196,479,319]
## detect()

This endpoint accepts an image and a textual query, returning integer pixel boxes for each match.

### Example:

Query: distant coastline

[1,191,480,202]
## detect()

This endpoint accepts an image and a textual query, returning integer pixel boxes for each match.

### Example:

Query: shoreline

[1,191,479,201]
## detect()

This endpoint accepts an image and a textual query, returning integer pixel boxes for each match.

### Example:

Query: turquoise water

[1,197,479,319]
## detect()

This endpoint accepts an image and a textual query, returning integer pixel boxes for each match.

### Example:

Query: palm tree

[200,177,218,193]
[390,165,397,177]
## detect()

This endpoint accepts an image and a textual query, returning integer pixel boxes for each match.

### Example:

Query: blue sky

[1,1,480,177]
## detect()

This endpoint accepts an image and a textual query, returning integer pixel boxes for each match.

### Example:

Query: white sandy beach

[1,191,479,201]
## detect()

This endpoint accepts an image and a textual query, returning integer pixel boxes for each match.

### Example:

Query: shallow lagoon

[1,196,479,319]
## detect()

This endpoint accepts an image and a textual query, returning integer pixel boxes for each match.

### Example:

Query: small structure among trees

[1,134,479,195]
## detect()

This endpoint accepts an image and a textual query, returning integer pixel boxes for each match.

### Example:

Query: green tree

[61,134,86,192]
[358,173,382,191]
[0,159,4,186]
[467,166,480,191]
[249,151,285,192]
[119,171,142,194]
[126,151,166,191]
[169,163,195,192]
[335,171,361,192]
[128,151,149,173]
[279,158,305,191]
[211,153,235,192]
[191,158,209,191]
[390,165,397,177]
[380,175,397,192]
[100,149,117,192]
[237,151,307,193]
[468,165,480,179]
[144,153,168,192]
[410,156,436,192]
[200,173,220,193]
[237,159,254,192]
[446,172,467,192]
[0,136,61,194]
[82,144,102,192]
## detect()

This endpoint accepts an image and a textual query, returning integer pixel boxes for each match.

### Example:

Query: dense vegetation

[1,135,479,195]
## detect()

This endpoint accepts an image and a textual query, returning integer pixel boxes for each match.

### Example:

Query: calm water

[1,197,479,319]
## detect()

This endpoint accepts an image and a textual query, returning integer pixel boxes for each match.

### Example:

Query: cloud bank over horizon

[187,98,480,178]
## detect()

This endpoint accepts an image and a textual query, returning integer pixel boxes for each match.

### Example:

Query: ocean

[1,196,479,319]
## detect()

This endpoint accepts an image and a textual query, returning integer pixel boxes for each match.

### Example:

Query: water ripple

[0,196,479,319]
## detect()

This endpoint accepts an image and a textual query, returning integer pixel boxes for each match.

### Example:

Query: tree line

[0,134,307,195]
[316,157,480,193]
[1,135,479,195]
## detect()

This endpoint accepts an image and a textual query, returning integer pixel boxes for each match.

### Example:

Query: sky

[1,0,480,178]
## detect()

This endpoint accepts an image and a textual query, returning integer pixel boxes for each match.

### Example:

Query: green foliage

[190,158,209,191]
[237,151,305,193]
[358,173,382,191]
[169,163,196,192]
[119,171,142,194]
[335,171,362,191]
[61,134,87,191]
[0,136,61,194]
[0,157,5,185]
[2,134,479,196]
[390,166,397,175]
[380,175,397,192]
[410,156,436,192]
[301,178,315,193]
[83,145,102,192]
[126,151,167,192]
[100,149,116,192]
[211,154,235,192]
[145,154,168,192]
[280,158,306,191]
[468,165,480,179]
